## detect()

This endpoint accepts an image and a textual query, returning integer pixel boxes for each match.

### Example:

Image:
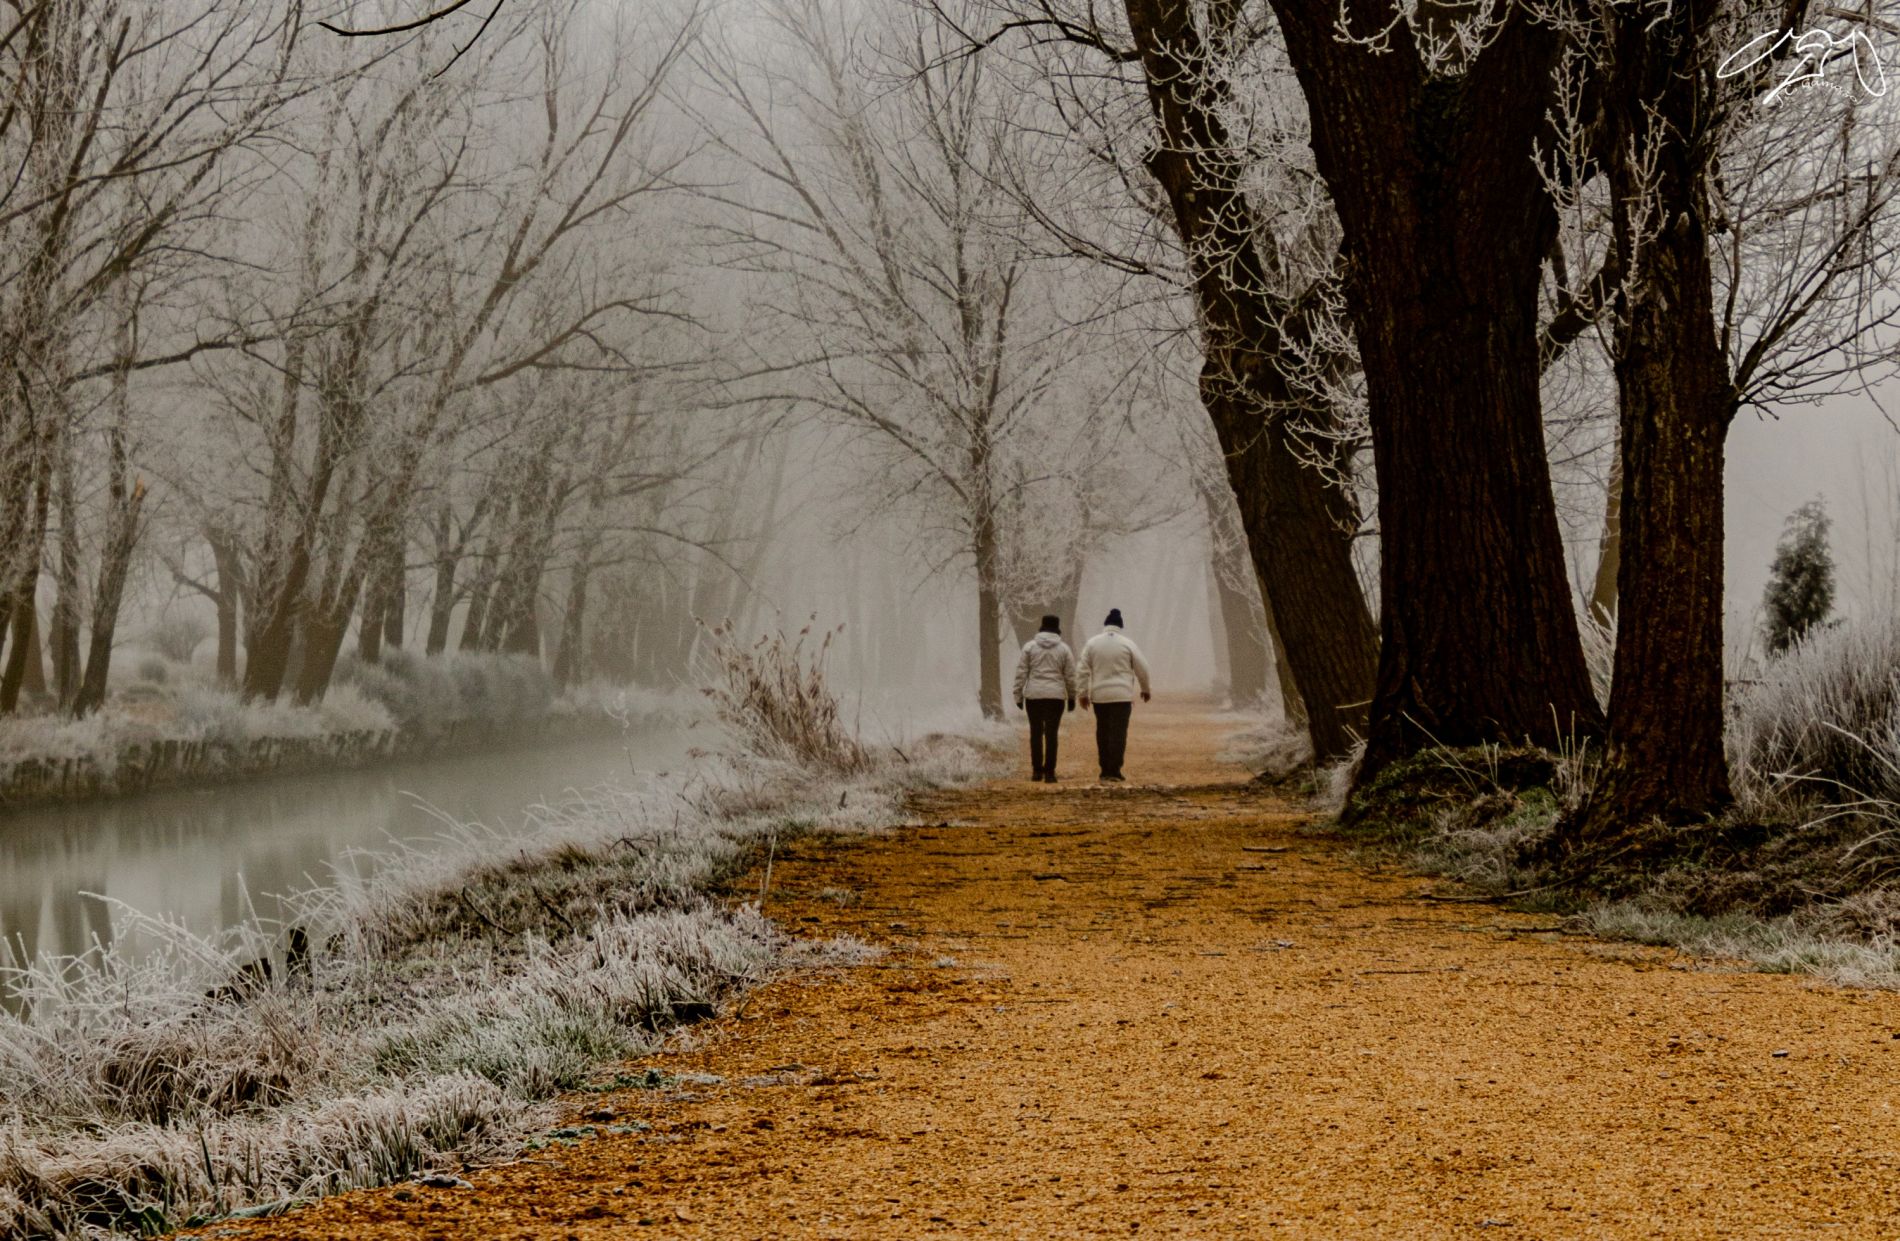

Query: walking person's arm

[1076,639,1093,711]
[1012,643,1029,710]
[1061,644,1077,711]
[1131,639,1153,703]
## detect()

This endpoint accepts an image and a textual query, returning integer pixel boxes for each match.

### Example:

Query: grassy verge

[1324,740,1900,990]
[0,721,1007,1237]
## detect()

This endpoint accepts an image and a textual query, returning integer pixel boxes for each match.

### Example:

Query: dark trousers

[1094,701,1132,777]
[1026,698,1065,775]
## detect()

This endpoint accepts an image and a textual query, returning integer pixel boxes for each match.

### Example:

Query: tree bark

[18,607,44,697]
[1589,444,1622,627]
[552,553,593,688]
[1123,0,1377,762]
[0,466,50,715]
[209,532,241,684]
[1213,552,1270,706]
[1260,572,1306,726]
[1266,0,1602,783]
[293,572,361,705]
[51,446,80,706]
[975,518,1005,719]
[458,528,500,653]
[1565,0,1733,841]
[383,551,405,650]
[72,480,146,717]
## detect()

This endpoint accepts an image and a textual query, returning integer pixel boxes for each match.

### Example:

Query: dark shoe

[1104,773,1125,782]
[1043,773,1058,783]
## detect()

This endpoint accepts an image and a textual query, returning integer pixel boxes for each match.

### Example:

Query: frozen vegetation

[1325,613,1900,990]
[0,649,1006,1237]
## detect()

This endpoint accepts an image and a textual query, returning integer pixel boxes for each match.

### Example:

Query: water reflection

[0,722,695,964]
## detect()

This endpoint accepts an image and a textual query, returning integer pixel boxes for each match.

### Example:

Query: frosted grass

[0,725,1005,1238]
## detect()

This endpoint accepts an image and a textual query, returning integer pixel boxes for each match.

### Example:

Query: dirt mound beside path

[215,701,1900,1239]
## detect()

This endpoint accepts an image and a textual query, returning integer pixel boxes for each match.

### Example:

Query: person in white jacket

[1012,615,1076,782]
[1075,608,1152,781]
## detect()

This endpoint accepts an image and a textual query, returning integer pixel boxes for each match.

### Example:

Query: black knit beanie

[1105,608,1124,627]
[1039,614,1061,634]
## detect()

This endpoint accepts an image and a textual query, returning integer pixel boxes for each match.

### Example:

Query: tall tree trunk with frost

[1124,0,1377,762]
[1565,0,1733,842]
[1266,0,1603,783]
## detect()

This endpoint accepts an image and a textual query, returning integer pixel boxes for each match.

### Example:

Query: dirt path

[224,703,1900,1239]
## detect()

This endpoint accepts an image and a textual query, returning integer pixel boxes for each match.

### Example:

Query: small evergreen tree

[1763,499,1835,656]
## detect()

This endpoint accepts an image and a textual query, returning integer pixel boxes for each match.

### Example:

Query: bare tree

[0,0,306,714]
[1546,0,1900,842]
[699,0,1151,717]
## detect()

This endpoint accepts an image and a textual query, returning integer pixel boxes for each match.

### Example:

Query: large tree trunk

[1267,0,1602,783]
[293,574,362,705]
[383,567,405,649]
[73,288,148,718]
[244,534,318,702]
[1124,0,1377,763]
[458,529,500,653]
[355,528,406,664]
[1565,0,1732,841]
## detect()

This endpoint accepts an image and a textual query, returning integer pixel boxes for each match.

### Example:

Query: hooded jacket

[1013,631,1077,705]
[1076,625,1152,704]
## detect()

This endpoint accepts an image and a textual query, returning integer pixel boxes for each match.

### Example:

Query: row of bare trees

[897,0,1900,842]
[0,0,788,717]
[697,0,1186,718]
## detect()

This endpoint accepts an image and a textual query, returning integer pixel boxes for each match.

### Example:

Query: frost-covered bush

[334,651,551,731]
[1729,615,1900,812]
[132,654,171,685]
[698,620,870,773]
[145,614,210,663]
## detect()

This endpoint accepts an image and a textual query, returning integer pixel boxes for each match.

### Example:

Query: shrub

[1729,614,1900,812]
[146,614,210,664]
[1762,499,1835,656]
[133,654,170,685]
[333,652,551,731]
[697,619,870,773]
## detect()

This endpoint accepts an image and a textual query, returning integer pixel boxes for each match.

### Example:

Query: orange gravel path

[213,702,1900,1239]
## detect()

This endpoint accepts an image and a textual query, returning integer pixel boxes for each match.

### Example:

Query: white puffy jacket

[1076,626,1152,704]
[1013,632,1076,704]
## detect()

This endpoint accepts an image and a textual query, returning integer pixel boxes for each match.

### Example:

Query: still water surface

[0,720,697,964]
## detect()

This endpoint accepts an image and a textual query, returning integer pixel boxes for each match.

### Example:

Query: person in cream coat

[1075,608,1152,782]
[1012,614,1077,782]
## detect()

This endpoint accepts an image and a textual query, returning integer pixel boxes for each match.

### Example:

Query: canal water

[0,718,699,966]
